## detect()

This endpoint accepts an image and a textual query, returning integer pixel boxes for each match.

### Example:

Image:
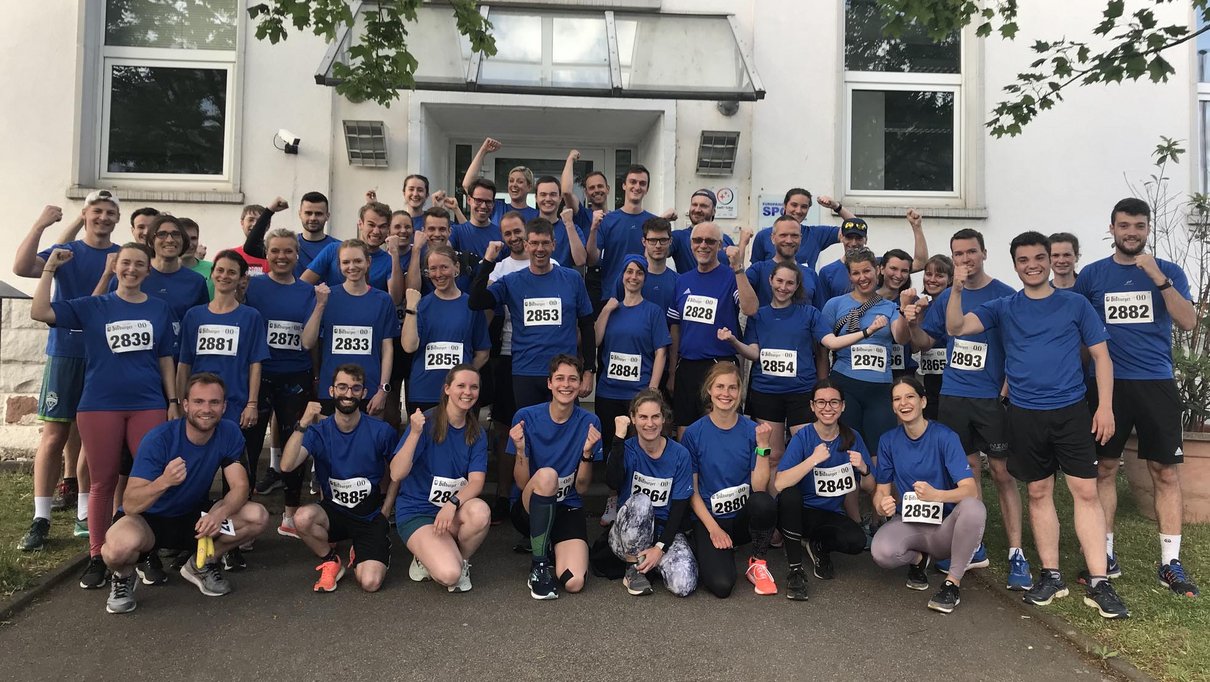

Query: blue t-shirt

[597,300,672,400]
[1073,256,1191,381]
[297,234,340,277]
[304,243,394,292]
[683,415,757,520]
[669,228,732,274]
[408,293,491,403]
[114,266,209,326]
[394,416,489,521]
[507,404,602,508]
[316,286,401,398]
[616,437,695,524]
[487,265,592,377]
[613,267,678,323]
[550,216,587,267]
[779,423,872,515]
[746,259,826,310]
[303,415,397,521]
[178,304,271,421]
[38,240,122,358]
[597,209,657,299]
[51,293,177,412]
[875,421,972,516]
[243,275,317,374]
[921,280,1016,399]
[750,224,839,269]
[667,265,742,360]
[818,259,850,302]
[450,221,502,259]
[821,294,900,383]
[128,419,244,517]
[745,304,828,394]
[489,200,539,227]
[974,289,1108,410]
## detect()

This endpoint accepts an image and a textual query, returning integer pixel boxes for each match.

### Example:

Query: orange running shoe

[313,555,345,592]
[747,557,777,595]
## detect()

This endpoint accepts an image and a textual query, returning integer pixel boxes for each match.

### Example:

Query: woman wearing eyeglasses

[773,380,874,601]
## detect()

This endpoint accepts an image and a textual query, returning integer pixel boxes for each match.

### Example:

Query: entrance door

[453,143,609,208]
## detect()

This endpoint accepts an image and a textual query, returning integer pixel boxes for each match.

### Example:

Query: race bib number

[105,319,153,353]
[248,265,265,278]
[331,325,373,355]
[710,483,750,516]
[682,294,718,325]
[891,344,906,371]
[630,472,672,507]
[523,297,562,326]
[606,352,641,382]
[267,320,303,351]
[1104,291,1154,324]
[556,473,576,502]
[813,463,856,498]
[949,339,987,371]
[329,476,372,509]
[850,344,887,372]
[900,491,943,525]
[429,476,468,506]
[199,511,236,536]
[919,348,947,375]
[196,324,239,357]
[759,348,797,378]
[425,341,464,371]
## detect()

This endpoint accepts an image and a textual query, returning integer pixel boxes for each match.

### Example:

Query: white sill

[850,205,988,220]
[66,187,245,205]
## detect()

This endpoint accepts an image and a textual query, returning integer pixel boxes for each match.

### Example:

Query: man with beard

[1073,198,1199,598]
[99,373,269,613]
[745,215,826,309]
[281,365,399,593]
[242,192,338,277]
[750,188,857,267]
[818,211,929,302]
[561,150,610,237]
[667,189,734,274]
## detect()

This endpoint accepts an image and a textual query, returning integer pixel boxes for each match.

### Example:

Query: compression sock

[528,492,557,565]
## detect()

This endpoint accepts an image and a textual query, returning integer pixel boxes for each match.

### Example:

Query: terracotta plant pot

[1123,432,1210,524]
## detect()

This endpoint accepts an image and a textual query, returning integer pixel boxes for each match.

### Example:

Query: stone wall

[0,298,46,460]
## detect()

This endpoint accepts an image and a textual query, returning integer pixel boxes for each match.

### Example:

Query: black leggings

[692,491,777,598]
[778,487,866,565]
[242,370,313,506]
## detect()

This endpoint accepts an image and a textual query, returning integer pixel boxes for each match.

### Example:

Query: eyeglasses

[690,237,720,246]
[643,237,672,245]
[469,196,494,205]
[154,230,182,240]
[333,383,365,394]
[812,399,842,408]
[527,240,553,248]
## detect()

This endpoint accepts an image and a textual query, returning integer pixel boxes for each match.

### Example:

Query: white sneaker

[409,556,431,582]
[600,494,618,527]
[447,560,472,593]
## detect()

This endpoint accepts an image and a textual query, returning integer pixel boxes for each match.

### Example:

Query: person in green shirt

[181,217,214,300]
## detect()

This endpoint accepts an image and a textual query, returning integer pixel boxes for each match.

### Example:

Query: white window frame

[1199,75,1210,194]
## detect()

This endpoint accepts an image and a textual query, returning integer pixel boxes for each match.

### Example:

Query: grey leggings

[608,494,698,597]
[871,497,987,581]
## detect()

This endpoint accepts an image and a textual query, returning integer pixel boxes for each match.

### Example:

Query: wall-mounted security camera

[276,129,300,154]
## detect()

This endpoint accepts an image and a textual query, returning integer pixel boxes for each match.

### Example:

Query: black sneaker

[805,539,834,580]
[167,549,193,571]
[928,580,961,614]
[221,548,247,572]
[51,480,76,512]
[786,566,809,601]
[491,497,510,527]
[1158,560,1199,598]
[1084,580,1130,619]
[254,468,284,495]
[1023,572,1069,606]
[135,552,168,585]
[528,562,558,600]
[79,556,110,589]
[623,565,653,596]
[19,518,51,552]
[907,554,930,591]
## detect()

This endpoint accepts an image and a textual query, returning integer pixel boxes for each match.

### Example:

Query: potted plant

[1121,138,1210,523]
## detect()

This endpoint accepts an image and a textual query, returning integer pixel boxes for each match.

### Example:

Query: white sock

[33,497,52,521]
[77,493,90,521]
[1161,534,1181,564]
[1105,533,1114,557]
[269,448,282,470]
[1009,546,1023,561]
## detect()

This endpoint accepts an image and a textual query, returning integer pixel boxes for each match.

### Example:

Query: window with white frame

[1198,16,1210,193]
[844,0,960,197]
[100,0,238,180]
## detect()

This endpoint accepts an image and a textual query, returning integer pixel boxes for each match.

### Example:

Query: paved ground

[0,503,1118,682]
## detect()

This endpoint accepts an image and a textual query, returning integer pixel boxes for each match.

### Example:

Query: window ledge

[66,187,245,205]
[849,205,988,220]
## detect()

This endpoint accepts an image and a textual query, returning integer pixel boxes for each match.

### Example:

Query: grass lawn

[0,472,88,597]
[978,471,1210,682]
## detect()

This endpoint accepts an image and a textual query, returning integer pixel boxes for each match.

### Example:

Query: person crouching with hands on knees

[870,377,985,614]
[391,365,492,593]
[100,373,269,614]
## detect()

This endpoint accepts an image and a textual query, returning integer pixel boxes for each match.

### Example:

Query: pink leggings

[75,409,165,556]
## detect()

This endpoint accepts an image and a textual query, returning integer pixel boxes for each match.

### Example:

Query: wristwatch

[1157,278,1173,291]
[755,447,771,458]
[380,383,392,394]
[655,541,666,552]
[448,496,461,509]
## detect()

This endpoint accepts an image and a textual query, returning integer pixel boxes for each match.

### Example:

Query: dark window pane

[614,149,632,208]
[107,65,227,175]
[850,90,954,192]
[105,0,238,50]
[845,0,959,74]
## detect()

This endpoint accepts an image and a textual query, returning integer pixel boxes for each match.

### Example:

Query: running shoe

[528,562,559,600]
[448,560,472,593]
[934,558,951,574]
[907,554,931,591]
[106,573,138,614]
[73,519,89,539]
[1084,580,1130,619]
[1007,550,1033,591]
[180,560,231,597]
[313,555,345,592]
[805,539,834,580]
[1078,554,1122,585]
[599,494,618,527]
[747,557,778,595]
[624,564,653,596]
[52,480,75,512]
[968,543,990,569]
[135,552,168,585]
[19,518,50,552]
[785,566,809,601]
[928,580,961,614]
[1158,559,1200,598]
[1023,572,1069,606]
[254,468,284,495]
[79,555,109,589]
[221,548,247,572]
[277,515,299,539]
[491,497,510,526]
[409,556,432,582]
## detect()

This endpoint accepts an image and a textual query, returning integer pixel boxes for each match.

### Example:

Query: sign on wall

[715,187,737,219]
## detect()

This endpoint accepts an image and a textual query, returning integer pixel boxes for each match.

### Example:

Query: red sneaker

[747,557,778,595]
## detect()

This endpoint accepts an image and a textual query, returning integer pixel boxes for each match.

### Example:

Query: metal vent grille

[343,120,388,168]
[696,130,740,176]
